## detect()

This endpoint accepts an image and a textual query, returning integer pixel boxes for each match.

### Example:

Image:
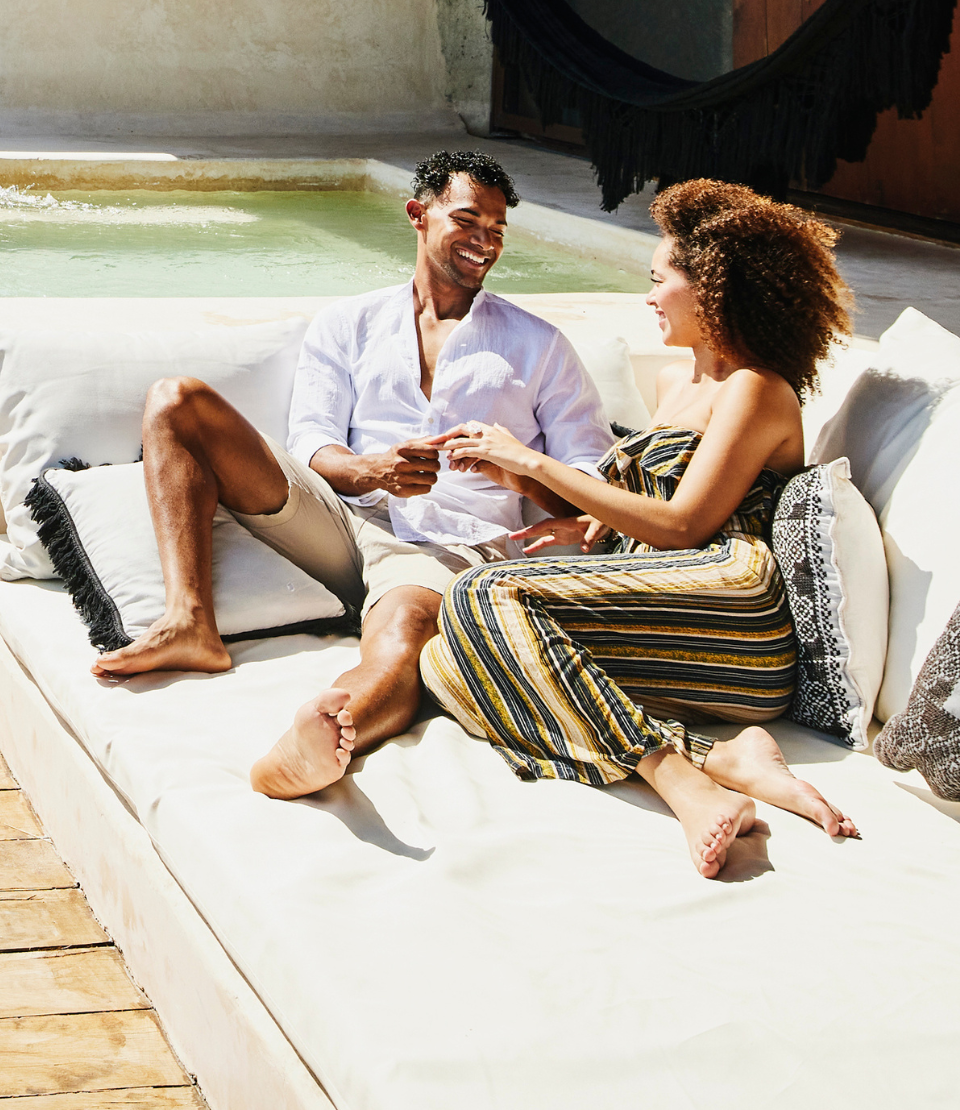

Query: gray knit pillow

[874,601,960,800]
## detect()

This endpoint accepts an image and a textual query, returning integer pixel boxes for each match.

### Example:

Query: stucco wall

[0,0,491,135]
[435,0,493,135]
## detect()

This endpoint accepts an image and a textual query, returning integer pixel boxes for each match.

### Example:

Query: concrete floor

[2,126,958,340]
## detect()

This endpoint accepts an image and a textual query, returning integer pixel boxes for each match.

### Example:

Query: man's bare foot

[91,616,232,677]
[704,726,859,838]
[250,689,357,799]
[670,780,756,879]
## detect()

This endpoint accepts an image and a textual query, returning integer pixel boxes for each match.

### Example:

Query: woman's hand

[510,514,610,554]
[443,422,536,478]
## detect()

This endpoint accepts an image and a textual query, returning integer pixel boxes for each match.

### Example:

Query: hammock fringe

[484,0,957,209]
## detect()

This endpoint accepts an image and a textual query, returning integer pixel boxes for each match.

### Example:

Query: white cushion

[0,319,307,580]
[771,457,888,749]
[29,461,348,649]
[810,308,960,721]
[564,333,651,432]
[801,341,878,460]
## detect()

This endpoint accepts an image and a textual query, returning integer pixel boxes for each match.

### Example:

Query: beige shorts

[231,436,512,621]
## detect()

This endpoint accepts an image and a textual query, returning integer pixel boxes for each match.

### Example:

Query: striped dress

[419,426,796,787]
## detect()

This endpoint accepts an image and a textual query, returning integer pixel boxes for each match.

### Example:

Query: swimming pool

[0,185,650,298]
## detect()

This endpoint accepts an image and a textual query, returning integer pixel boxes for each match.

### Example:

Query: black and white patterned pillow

[771,457,888,748]
[874,600,960,800]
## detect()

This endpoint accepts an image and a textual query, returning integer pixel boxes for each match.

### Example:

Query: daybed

[1,294,959,1110]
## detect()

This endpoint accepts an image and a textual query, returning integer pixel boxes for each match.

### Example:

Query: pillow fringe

[25,465,133,652]
[26,463,363,651]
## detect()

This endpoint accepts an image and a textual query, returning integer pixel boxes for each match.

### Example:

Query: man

[92,150,613,798]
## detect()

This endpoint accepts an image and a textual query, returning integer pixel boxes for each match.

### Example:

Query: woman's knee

[445,560,536,612]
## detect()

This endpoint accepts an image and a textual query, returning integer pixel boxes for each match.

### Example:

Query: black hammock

[485,0,957,209]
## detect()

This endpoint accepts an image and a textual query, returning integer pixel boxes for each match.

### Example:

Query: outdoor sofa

[1,294,958,1110]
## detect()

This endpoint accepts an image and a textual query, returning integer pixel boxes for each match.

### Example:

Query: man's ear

[406,198,427,230]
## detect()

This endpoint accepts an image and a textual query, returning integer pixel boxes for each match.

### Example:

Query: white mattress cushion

[772,457,888,748]
[29,461,348,648]
[0,318,307,580]
[810,308,960,720]
[2,575,959,1110]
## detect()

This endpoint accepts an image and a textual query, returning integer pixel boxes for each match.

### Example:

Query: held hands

[362,421,531,499]
[442,421,534,490]
[510,514,610,554]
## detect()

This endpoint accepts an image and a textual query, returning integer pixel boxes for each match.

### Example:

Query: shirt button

[427,418,434,424]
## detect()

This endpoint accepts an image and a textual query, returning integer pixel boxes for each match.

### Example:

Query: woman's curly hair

[650,179,853,400]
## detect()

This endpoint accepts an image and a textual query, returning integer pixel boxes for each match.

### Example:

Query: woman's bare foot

[638,748,756,878]
[703,726,859,838]
[250,689,357,799]
[91,615,232,677]
[670,781,757,878]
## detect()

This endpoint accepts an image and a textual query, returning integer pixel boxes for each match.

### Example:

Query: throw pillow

[771,457,889,749]
[808,308,960,722]
[564,334,651,432]
[26,461,355,652]
[874,600,960,801]
[0,319,307,580]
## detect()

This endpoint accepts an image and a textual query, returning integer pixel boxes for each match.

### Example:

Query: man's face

[409,173,508,291]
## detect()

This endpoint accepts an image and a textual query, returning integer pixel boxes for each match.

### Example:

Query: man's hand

[311,437,445,498]
[365,436,445,497]
[510,514,610,554]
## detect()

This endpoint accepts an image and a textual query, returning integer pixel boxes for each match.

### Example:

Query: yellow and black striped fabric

[420,427,796,787]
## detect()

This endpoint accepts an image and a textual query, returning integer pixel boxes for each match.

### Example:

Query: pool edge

[0,156,659,274]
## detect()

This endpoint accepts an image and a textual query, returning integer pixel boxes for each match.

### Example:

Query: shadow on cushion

[812,370,951,514]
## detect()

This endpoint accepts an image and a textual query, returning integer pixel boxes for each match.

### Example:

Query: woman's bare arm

[447,368,802,550]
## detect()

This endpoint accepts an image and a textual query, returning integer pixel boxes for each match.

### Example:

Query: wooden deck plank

[0,839,76,891]
[0,789,44,839]
[0,1089,206,1108]
[0,947,149,1018]
[0,889,109,951]
[0,1010,189,1097]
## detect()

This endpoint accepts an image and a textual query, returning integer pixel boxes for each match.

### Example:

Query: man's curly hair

[650,179,853,400]
[412,150,519,208]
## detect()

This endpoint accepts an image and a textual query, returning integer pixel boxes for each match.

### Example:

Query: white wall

[0,0,491,136]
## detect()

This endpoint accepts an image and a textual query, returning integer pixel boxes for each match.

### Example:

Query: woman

[422,179,859,879]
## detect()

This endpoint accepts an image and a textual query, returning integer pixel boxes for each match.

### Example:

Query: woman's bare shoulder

[720,365,801,411]
[710,367,804,473]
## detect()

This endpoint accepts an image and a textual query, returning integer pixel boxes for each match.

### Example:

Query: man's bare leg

[702,726,859,838]
[250,585,441,798]
[92,377,290,677]
[636,747,756,879]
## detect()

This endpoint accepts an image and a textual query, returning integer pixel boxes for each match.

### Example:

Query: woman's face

[645,239,701,348]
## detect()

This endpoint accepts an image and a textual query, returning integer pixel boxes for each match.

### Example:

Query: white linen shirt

[287,281,614,545]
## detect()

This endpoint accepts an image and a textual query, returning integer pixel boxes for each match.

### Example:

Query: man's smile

[455,246,492,267]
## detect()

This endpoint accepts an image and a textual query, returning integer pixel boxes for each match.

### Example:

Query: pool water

[0,187,649,297]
